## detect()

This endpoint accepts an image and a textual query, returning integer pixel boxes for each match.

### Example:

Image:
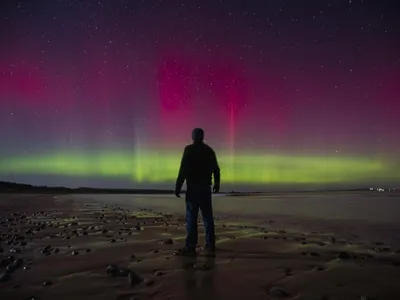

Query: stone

[43,280,53,286]
[0,256,14,267]
[106,265,118,276]
[267,286,290,297]
[359,296,374,300]
[284,268,292,276]
[162,238,173,245]
[8,258,23,272]
[314,265,325,271]
[143,278,155,286]
[154,270,165,276]
[106,265,130,277]
[128,271,142,286]
[337,252,350,259]
[0,272,11,282]
[41,245,52,254]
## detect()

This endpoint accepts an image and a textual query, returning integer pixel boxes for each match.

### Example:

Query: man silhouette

[174,128,221,256]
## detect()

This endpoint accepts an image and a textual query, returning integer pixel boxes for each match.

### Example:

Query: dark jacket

[175,141,220,191]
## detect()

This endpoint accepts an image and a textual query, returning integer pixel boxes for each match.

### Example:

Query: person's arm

[212,150,220,190]
[175,146,189,193]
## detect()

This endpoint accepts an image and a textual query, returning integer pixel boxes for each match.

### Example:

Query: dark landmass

[0,181,174,194]
[0,181,397,195]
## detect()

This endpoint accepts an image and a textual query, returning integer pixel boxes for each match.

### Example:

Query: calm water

[71,192,400,223]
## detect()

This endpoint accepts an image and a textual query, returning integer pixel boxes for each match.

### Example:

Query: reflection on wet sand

[182,254,217,300]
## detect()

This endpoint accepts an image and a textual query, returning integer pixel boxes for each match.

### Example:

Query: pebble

[337,252,350,259]
[106,265,130,277]
[162,238,173,245]
[1,256,14,267]
[154,270,165,276]
[267,286,290,297]
[41,245,51,255]
[195,264,212,271]
[43,280,53,286]
[0,272,11,282]
[374,247,390,253]
[143,278,155,286]
[314,265,325,271]
[128,271,142,286]
[8,258,23,272]
[106,265,118,276]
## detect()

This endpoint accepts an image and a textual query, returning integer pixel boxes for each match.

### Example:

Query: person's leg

[185,199,199,251]
[199,189,215,250]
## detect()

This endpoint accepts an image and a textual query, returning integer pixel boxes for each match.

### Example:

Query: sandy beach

[1,192,400,300]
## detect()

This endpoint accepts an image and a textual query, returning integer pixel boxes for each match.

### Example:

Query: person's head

[191,127,204,143]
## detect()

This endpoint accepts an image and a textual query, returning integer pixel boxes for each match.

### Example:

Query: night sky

[0,0,399,190]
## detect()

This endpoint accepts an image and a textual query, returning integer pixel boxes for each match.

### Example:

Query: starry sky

[0,0,399,190]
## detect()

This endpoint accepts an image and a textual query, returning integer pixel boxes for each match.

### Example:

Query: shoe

[203,245,216,257]
[174,247,197,256]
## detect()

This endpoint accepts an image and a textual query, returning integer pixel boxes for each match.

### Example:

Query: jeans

[185,185,215,250]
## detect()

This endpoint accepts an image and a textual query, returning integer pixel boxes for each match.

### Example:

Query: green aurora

[1,151,398,184]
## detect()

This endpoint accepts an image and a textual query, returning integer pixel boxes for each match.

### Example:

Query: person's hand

[174,189,181,198]
[212,184,220,193]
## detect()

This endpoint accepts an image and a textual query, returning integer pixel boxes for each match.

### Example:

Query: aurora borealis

[0,0,399,190]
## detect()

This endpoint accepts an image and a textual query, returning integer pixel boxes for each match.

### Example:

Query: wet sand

[1,193,400,300]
